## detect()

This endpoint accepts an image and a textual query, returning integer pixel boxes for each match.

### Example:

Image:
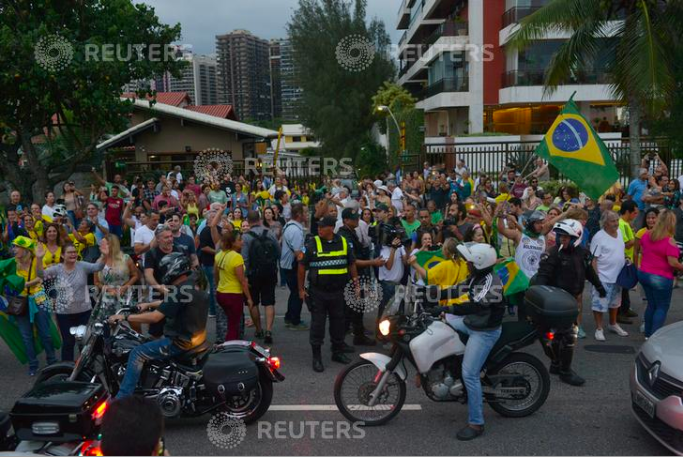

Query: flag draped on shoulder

[534,96,619,199]
[415,250,446,269]
[494,258,529,296]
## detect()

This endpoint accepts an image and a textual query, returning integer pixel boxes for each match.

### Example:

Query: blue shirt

[627,179,648,210]
[280,221,305,269]
[94,217,109,243]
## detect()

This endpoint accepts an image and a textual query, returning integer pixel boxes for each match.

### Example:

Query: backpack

[247,229,279,280]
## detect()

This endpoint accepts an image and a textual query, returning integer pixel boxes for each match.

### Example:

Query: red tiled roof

[184,105,238,121]
[122,91,192,107]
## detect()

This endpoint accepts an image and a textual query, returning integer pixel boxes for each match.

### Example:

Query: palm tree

[508,0,683,178]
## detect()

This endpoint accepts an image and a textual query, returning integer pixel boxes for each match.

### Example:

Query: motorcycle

[35,306,284,424]
[334,285,553,425]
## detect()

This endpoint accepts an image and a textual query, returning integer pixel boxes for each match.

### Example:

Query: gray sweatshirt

[44,262,105,315]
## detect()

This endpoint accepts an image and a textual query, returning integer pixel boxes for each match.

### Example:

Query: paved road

[0,285,678,456]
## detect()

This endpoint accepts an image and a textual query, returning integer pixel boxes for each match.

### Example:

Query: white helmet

[457,242,497,271]
[53,204,67,218]
[553,219,583,247]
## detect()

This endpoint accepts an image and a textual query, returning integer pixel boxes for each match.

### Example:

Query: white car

[630,321,683,455]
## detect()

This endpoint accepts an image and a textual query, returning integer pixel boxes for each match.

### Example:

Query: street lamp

[376,105,401,138]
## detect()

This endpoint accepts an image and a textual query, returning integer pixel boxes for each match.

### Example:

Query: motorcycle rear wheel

[334,360,406,426]
[220,378,273,424]
[486,352,550,418]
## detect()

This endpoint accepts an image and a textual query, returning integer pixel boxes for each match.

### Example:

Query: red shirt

[186,183,202,197]
[104,197,123,226]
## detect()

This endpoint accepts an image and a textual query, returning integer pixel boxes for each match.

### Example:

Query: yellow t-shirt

[233,219,243,232]
[16,258,42,296]
[215,250,245,294]
[42,244,62,268]
[69,233,95,259]
[495,193,511,204]
[619,218,635,261]
[426,259,469,305]
[635,228,649,267]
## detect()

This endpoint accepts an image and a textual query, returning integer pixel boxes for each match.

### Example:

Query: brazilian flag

[535,96,619,199]
[494,258,529,296]
[415,250,446,269]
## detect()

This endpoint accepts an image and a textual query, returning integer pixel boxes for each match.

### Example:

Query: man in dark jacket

[532,219,606,387]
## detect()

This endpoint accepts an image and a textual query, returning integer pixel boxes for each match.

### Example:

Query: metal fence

[420,137,681,186]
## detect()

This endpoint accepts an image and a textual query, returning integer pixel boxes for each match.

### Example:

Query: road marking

[269,404,422,411]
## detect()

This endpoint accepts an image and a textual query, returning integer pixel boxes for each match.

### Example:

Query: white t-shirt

[391,188,404,213]
[42,204,56,219]
[269,185,289,198]
[410,248,425,286]
[591,229,626,283]
[379,245,406,283]
[133,225,155,267]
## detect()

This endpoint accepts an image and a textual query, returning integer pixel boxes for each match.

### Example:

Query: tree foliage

[287,0,395,161]
[372,81,417,117]
[0,0,184,200]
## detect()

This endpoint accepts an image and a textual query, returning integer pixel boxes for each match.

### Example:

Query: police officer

[337,208,385,347]
[299,215,359,372]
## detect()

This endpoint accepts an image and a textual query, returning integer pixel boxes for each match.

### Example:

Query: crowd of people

[1,154,682,438]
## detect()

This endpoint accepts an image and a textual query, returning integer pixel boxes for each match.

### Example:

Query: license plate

[635,390,656,418]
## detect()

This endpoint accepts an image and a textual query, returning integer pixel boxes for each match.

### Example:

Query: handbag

[6,259,32,316]
[616,260,638,289]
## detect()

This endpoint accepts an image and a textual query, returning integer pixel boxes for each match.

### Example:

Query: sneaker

[608,324,629,337]
[577,326,586,339]
[640,322,645,334]
[264,331,273,344]
[208,313,216,318]
[595,328,606,341]
[28,368,37,377]
[625,310,638,318]
[616,315,633,325]
[254,330,264,339]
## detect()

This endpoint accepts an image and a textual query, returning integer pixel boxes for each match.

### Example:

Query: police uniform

[301,233,355,354]
[337,224,369,339]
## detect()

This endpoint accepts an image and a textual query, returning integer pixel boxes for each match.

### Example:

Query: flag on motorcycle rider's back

[494,258,529,296]
[533,95,619,199]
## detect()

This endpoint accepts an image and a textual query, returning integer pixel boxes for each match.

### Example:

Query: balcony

[422,77,469,98]
[502,70,611,88]
[502,6,543,28]
[423,21,468,46]
[397,0,411,29]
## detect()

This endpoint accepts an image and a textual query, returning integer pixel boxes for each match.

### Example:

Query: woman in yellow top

[181,190,200,218]
[214,224,253,342]
[409,238,469,305]
[69,219,96,260]
[10,236,57,376]
[231,208,243,232]
[634,208,660,267]
[21,214,40,241]
[29,204,48,237]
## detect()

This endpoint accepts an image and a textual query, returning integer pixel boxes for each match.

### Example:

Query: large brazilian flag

[535,96,619,199]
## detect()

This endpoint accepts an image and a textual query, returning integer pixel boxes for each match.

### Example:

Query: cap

[378,185,389,194]
[342,208,360,220]
[319,216,337,227]
[375,203,389,212]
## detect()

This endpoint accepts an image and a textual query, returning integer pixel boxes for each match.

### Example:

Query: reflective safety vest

[310,235,349,275]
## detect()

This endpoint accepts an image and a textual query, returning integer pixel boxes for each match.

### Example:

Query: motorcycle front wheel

[220,377,273,424]
[334,360,406,426]
[486,352,550,418]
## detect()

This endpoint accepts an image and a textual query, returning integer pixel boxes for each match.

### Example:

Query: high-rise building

[280,40,303,122]
[155,52,219,106]
[269,40,283,120]
[396,0,621,138]
[216,29,272,121]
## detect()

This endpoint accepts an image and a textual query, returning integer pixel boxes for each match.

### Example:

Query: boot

[558,344,585,386]
[312,346,324,373]
[331,352,351,364]
[353,334,376,346]
[549,362,560,375]
[339,342,356,354]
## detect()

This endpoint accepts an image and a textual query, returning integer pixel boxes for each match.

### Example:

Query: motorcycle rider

[431,243,505,441]
[109,252,209,398]
[532,219,606,386]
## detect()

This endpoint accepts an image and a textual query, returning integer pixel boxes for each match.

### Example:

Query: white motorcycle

[334,286,552,425]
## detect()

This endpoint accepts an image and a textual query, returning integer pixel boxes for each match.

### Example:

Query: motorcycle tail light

[267,356,281,370]
[91,399,108,421]
[80,440,103,456]
[545,332,555,341]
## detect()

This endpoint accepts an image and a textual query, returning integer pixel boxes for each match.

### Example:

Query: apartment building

[216,29,272,121]
[396,0,622,140]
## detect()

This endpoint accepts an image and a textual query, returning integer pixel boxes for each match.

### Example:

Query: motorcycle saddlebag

[524,285,579,328]
[10,382,108,443]
[203,351,259,399]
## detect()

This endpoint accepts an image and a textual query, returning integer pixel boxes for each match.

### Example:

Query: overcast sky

[136,0,402,55]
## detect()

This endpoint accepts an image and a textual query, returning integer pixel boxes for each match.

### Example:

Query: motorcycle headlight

[379,319,391,336]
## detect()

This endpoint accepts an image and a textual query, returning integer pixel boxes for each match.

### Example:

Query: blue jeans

[637,270,674,337]
[203,265,217,316]
[16,308,57,371]
[108,224,123,239]
[117,338,185,398]
[378,281,397,319]
[282,267,302,325]
[449,316,502,426]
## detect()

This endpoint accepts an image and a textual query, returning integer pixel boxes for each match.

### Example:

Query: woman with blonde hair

[93,234,140,321]
[637,209,683,337]
[410,237,469,304]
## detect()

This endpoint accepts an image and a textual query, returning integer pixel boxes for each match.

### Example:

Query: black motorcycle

[334,285,573,425]
[36,306,284,424]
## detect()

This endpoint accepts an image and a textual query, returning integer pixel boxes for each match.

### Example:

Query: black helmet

[524,210,546,234]
[159,252,192,285]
